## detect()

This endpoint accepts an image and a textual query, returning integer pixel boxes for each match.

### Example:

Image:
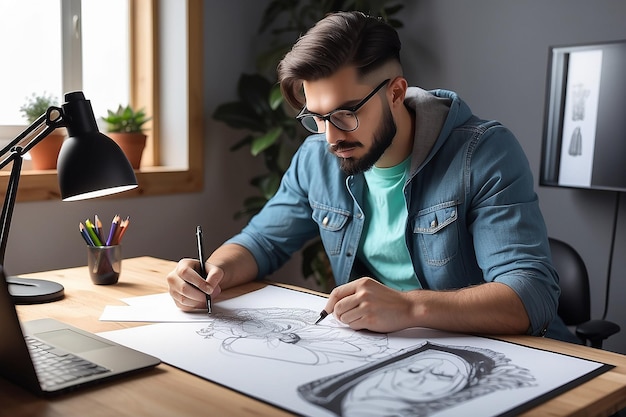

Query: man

[167,11,575,342]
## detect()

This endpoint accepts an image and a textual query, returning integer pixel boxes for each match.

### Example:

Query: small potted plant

[102,104,151,169]
[19,92,66,170]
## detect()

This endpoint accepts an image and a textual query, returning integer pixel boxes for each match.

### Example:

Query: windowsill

[2,0,204,204]
[2,166,203,202]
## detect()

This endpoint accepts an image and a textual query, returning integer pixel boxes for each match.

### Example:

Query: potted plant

[102,104,151,169]
[19,92,66,170]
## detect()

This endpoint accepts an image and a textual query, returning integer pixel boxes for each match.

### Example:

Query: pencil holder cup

[87,245,122,285]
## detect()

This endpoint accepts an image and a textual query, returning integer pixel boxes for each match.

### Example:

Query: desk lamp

[0,91,138,304]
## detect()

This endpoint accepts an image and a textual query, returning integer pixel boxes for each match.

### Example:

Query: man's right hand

[166,258,223,311]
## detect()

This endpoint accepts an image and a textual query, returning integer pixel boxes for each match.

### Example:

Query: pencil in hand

[196,225,212,314]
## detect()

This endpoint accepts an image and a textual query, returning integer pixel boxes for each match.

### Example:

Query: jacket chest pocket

[312,204,351,256]
[413,202,459,266]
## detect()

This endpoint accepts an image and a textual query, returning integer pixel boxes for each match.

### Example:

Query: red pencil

[111,217,123,245]
[116,216,130,244]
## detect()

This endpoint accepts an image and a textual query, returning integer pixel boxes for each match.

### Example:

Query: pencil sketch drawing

[298,341,536,417]
[100,286,609,417]
[194,307,536,416]
[196,308,393,365]
[571,83,590,122]
[567,83,590,157]
[568,126,583,156]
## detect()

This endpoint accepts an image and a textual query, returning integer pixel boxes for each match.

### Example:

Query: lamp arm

[0,154,23,266]
[0,107,67,170]
[0,106,67,265]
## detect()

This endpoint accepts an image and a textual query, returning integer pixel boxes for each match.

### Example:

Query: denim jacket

[227,88,574,341]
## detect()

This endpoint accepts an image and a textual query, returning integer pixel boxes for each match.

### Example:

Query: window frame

[1,0,203,202]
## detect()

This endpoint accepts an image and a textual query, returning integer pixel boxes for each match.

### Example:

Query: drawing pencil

[314,310,328,325]
[110,216,127,245]
[79,222,95,246]
[196,225,212,314]
[94,214,104,243]
[105,215,120,246]
[84,219,103,246]
[111,222,122,245]
[116,216,130,244]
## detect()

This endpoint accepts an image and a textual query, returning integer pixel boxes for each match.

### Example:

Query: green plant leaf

[384,3,405,16]
[19,92,59,123]
[213,101,266,132]
[258,0,294,33]
[256,43,294,73]
[229,134,255,152]
[101,104,151,133]
[251,127,282,156]
[238,74,273,117]
[269,84,284,111]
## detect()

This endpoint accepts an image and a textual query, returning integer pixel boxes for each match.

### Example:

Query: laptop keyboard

[26,336,110,390]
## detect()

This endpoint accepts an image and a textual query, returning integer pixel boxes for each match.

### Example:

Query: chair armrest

[576,319,621,348]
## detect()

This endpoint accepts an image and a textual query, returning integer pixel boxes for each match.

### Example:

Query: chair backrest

[548,237,591,326]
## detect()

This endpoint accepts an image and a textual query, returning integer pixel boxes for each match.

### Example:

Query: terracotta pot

[29,129,66,170]
[108,132,147,169]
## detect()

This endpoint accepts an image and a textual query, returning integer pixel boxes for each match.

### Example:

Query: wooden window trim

[1,0,203,202]
[131,0,158,167]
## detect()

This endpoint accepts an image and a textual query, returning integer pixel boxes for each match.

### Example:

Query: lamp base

[7,277,65,304]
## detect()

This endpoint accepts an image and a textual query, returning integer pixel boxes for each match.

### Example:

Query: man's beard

[332,104,397,176]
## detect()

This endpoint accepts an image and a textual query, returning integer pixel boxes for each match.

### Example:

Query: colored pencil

[79,222,95,246]
[84,219,103,246]
[79,214,130,247]
[116,216,130,244]
[94,215,104,244]
[106,215,120,246]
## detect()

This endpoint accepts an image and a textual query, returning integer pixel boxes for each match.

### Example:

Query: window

[0,1,63,129]
[0,0,203,200]
[0,0,129,135]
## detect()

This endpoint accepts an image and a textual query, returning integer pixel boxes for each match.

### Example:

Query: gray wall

[7,0,626,353]
[399,1,626,353]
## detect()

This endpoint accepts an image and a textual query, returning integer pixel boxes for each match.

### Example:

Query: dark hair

[277,11,402,109]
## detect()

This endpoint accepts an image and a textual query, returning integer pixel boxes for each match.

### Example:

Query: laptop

[0,268,160,395]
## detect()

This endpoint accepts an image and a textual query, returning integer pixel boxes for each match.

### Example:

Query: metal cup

[87,245,122,285]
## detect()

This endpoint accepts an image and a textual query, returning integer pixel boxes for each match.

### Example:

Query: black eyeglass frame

[296,79,391,133]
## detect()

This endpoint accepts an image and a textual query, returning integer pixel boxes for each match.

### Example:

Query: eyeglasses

[296,79,390,134]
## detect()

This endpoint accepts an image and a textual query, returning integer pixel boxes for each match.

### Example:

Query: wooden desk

[5,256,626,417]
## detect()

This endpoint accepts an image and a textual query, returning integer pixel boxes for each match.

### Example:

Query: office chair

[549,237,620,349]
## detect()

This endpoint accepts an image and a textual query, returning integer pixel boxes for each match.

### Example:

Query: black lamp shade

[57,92,137,201]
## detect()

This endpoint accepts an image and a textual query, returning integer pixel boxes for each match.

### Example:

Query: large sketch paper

[100,292,215,322]
[99,285,611,417]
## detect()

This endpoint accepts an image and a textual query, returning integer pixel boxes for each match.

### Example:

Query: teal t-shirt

[358,158,420,291]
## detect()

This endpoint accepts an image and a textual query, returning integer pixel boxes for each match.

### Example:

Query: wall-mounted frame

[540,40,626,192]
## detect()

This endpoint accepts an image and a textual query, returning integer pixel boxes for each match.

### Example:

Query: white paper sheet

[558,49,603,188]
[100,292,214,322]
[99,285,610,417]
